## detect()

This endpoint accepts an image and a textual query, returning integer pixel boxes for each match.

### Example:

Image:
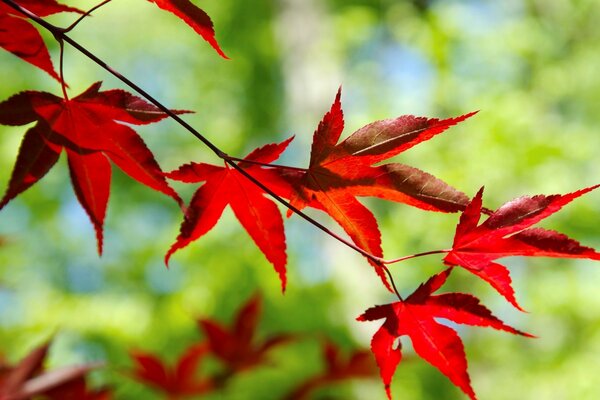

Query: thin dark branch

[63,0,113,33]
[383,266,403,301]
[224,156,308,172]
[384,249,451,265]
[0,0,386,267]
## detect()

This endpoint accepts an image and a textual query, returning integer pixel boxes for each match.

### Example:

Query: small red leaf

[148,0,228,58]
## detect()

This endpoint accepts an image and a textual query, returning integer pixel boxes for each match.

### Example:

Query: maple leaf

[285,339,377,400]
[147,0,227,58]
[0,0,82,82]
[197,294,292,372]
[357,268,531,400]
[130,343,213,399]
[282,88,473,290]
[165,138,294,291]
[0,341,102,400]
[0,82,185,254]
[444,185,600,310]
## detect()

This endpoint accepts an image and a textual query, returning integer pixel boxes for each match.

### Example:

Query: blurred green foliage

[1,0,600,399]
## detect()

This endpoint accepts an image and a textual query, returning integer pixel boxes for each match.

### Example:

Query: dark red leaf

[130,343,212,398]
[0,83,184,254]
[285,340,377,400]
[197,294,292,372]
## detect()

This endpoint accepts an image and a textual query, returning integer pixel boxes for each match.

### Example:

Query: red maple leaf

[443,185,600,310]
[0,341,105,400]
[197,294,292,372]
[165,138,294,291]
[130,343,213,399]
[285,339,377,400]
[357,268,532,400]
[148,0,227,58]
[0,0,82,82]
[281,88,473,290]
[0,82,185,254]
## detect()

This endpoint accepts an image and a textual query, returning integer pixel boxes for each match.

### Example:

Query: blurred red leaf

[130,343,213,399]
[197,294,292,372]
[0,341,104,400]
[285,339,377,400]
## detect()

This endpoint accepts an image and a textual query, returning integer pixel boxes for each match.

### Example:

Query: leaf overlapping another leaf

[0,0,82,82]
[279,88,474,290]
[358,269,531,400]
[0,82,186,254]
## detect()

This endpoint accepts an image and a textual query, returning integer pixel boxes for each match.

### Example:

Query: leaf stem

[383,249,451,265]
[62,0,113,33]
[0,0,387,267]
[383,266,403,301]
[58,39,68,100]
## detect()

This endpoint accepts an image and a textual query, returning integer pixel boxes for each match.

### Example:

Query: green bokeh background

[1,0,600,399]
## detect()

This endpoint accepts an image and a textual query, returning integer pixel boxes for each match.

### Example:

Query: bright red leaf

[281,88,473,290]
[285,339,377,400]
[148,0,227,58]
[0,82,185,254]
[197,294,292,372]
[165,139,293,291]
[0,0,82,82]
[444,185,600,310]
[358,268,531,400]
[130,343,213,398]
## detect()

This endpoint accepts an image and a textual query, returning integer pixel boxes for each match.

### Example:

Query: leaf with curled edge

[197,294,293,372]
[130,343,213,398]
[444,185,600,310]
[0,82,187,254]
[280,88,473,291]
[148,0,227,58]
[165,139,294,291]
[357,268,532,400]
[0,0,82,82]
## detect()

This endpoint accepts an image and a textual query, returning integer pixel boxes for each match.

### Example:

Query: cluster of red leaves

[2,2,600,400]
[0,341,110,400]
[167,89,474,291]
[129,295,374,399]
